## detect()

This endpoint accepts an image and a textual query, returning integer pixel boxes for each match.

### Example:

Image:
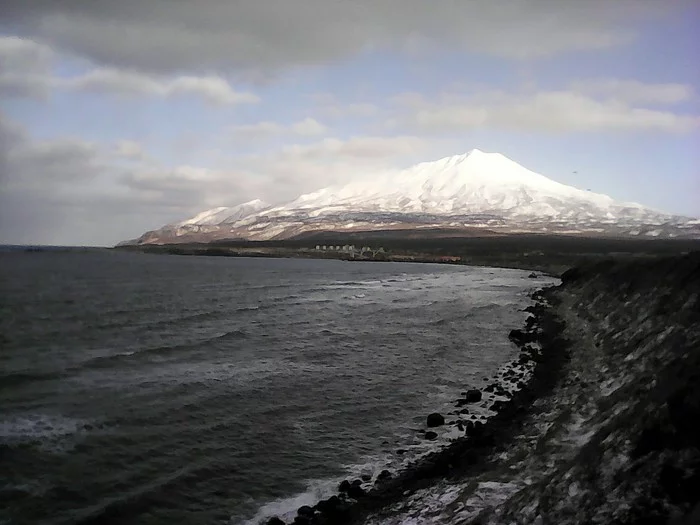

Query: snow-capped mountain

[125,150,698,244]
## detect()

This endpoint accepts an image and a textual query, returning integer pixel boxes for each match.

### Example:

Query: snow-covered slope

[124,150,698,244]
[129,199,271,244]
[177,199,271,227]
[277,149,641,218]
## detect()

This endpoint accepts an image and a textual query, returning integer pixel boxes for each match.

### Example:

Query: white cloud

[571,79,695,105]
[59,68,259,105]
[114,140,145,160]
[390,87,700,134]
[232,135,442,202]
[0,36,53,72]
[232,118,328,139]
[0,36,54,98]
[311,94,379,119]
[277,135,430,161]
[290,118,327,136]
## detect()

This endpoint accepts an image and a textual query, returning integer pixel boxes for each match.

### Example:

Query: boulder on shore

[426,412,445,427]
[464,389,483,403]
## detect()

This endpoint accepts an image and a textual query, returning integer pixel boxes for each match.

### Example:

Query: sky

[0,0,698,246]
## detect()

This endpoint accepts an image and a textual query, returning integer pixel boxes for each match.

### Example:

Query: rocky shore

[262,253,700,525]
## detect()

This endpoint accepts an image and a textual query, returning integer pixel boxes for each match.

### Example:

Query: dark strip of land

[114,234,700,276]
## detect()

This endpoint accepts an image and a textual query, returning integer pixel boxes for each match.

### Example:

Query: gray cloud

[0,114,259,245]
[0,36,259,103]
[0,1,675,74]
[0,113,103,191]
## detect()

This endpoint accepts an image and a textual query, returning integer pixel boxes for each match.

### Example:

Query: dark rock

[297,505,314,517]
[266,518,285,525]
[338,479,351,493]
[347,484,366,499]
[528,272,538,278]
[293,517,310,525]
[361,474,371,482]
[509,329,536,345]
[491,400,505,413]
[396,449,407,455]
[464,389,482,402]
[351,479,362,487]
[376,469,392,482]
[426,412,445,427]
[459,408,470,414]
[316,495,346,516]
[425,431,438,440]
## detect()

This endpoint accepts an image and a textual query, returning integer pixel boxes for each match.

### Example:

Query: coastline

[261,278,569,525]
[261,252,700,525]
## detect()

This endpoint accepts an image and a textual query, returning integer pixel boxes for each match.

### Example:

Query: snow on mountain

[177,199,271,226]
[124,150,697,244]
[276,149,634,217]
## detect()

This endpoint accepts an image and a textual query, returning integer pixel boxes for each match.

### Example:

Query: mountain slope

[177,199,271,226]
[124,150,698,244]
[129,199,271,244]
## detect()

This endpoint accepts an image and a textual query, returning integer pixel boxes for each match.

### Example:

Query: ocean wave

[79,307,226,334]
[213,329,248,341]
[78,328,249,370]
[0,413,86,447]
[0,370,66,389]
[236,305,260,312]
[237,478,340,525]
[68,458,222,525]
